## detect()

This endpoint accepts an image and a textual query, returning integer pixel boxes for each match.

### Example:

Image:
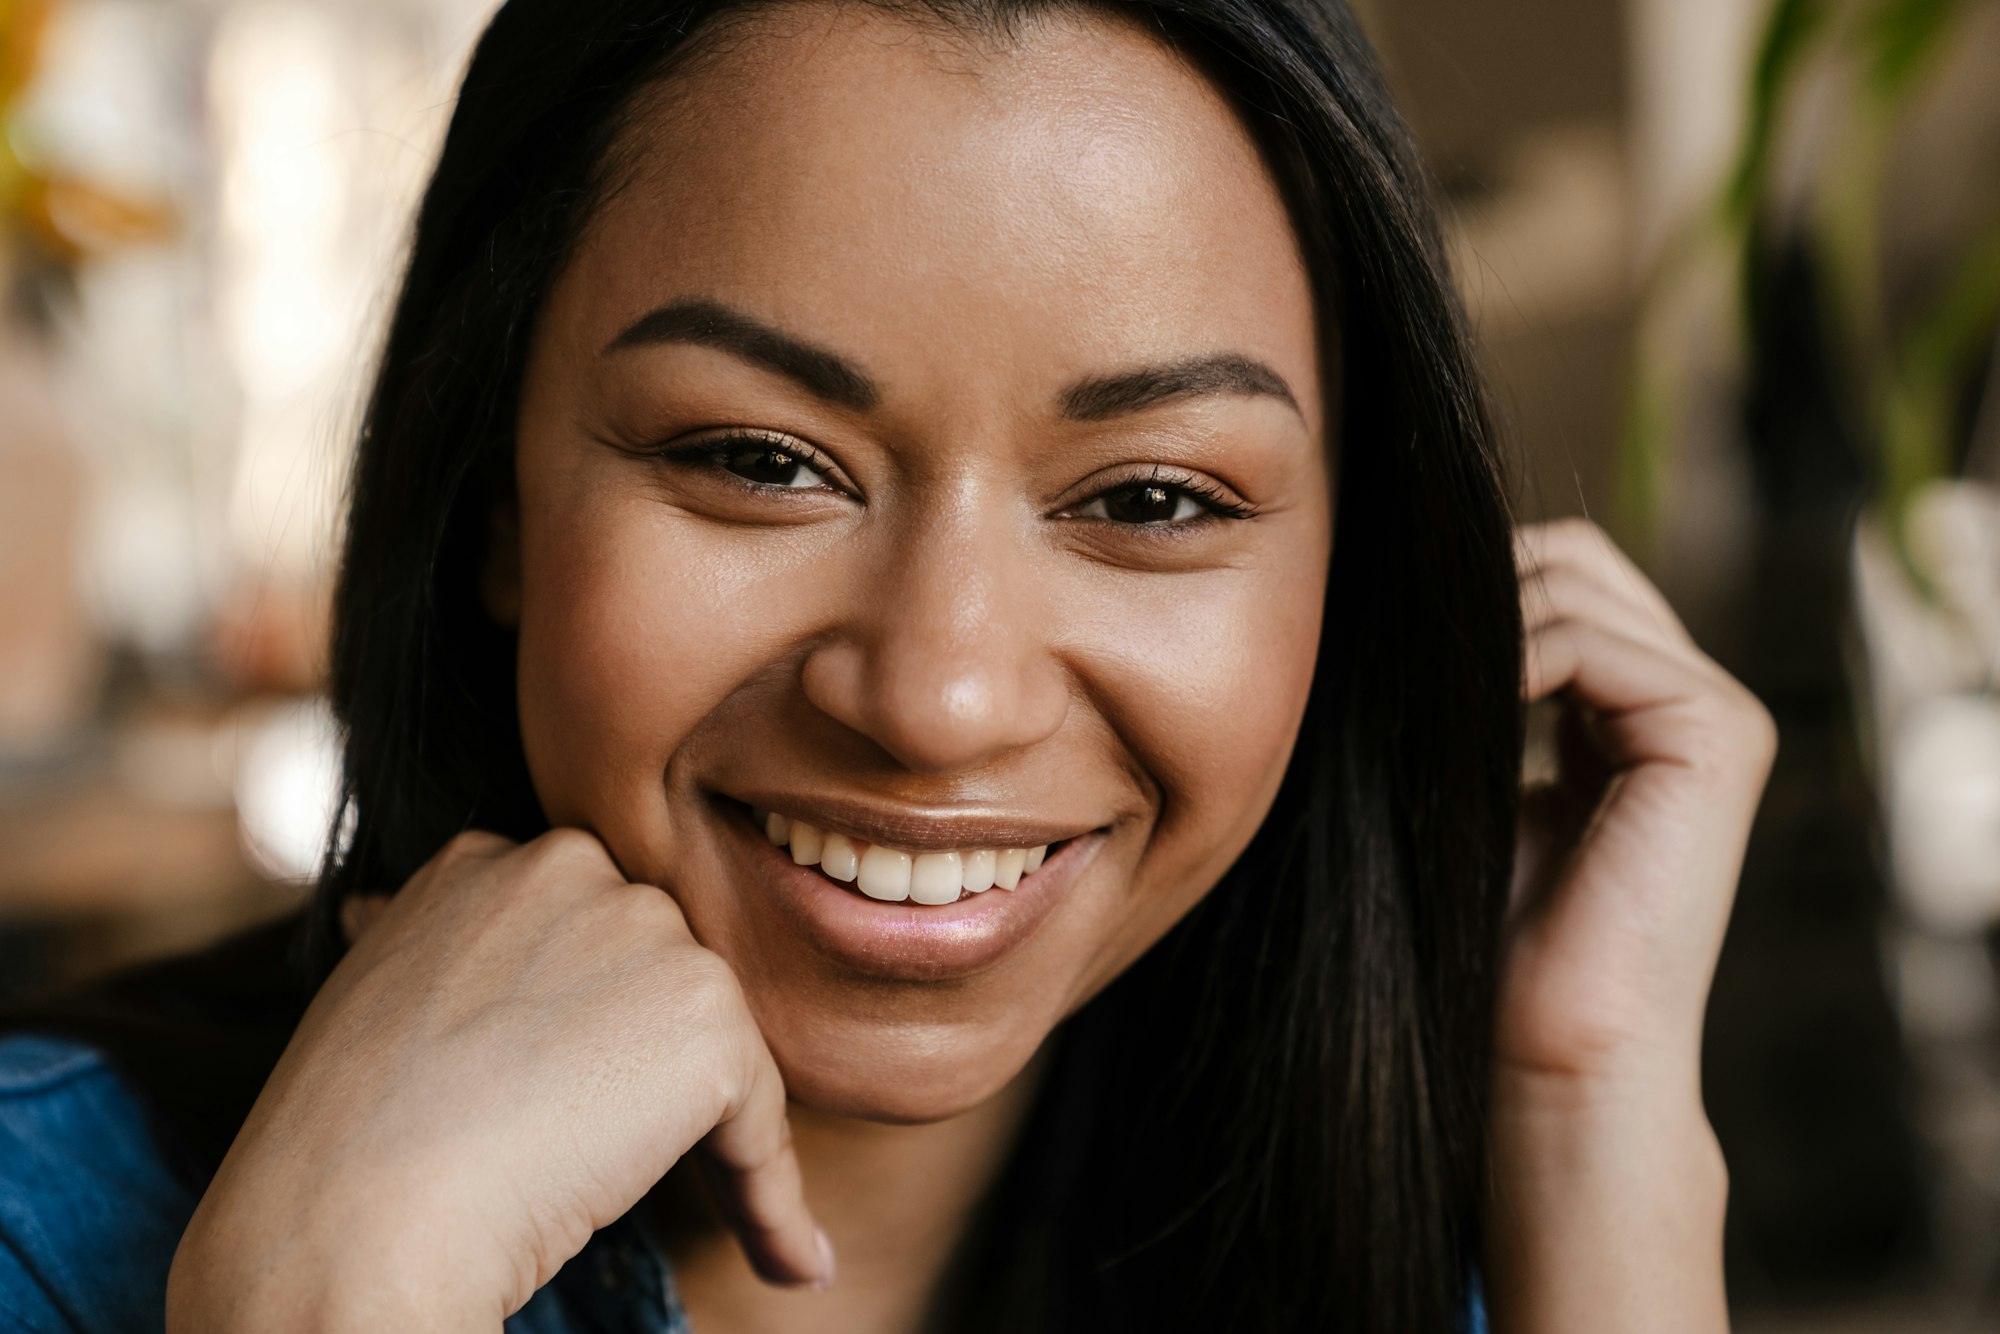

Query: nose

[800,491,1069,774]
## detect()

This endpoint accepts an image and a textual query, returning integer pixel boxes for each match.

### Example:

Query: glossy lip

[714,796,1109,981]
[726,788,1103,853]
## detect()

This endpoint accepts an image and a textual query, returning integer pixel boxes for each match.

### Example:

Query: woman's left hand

[1486,518,1776,1334]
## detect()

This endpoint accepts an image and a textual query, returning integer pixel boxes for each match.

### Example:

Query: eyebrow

[604,297,1303,423]
[605,298,879,412]
[1058,355,1302,422]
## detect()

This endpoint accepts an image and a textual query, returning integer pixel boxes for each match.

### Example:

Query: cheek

[1072,551,1328,955]
[513,488,772,840]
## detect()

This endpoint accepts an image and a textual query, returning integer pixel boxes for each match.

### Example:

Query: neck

[652,1043,1053,1334]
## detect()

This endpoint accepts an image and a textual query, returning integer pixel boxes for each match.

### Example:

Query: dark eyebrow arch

[603,298,880,412]
[1059,354,1302,423]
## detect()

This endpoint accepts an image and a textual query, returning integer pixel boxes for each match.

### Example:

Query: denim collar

[541,1208,694,1334]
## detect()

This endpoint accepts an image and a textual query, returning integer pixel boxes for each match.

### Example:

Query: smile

[717,794,1107,980]
[749,805,1054,905]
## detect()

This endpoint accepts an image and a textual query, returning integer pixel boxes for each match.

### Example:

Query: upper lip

[721,789,1106,852]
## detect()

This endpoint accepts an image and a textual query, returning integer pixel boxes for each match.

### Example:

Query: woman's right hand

[165,828,833,1333]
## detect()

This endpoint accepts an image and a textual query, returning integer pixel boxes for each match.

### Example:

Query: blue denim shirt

[0,1035,690,1333]
[0,1032,1489,1332]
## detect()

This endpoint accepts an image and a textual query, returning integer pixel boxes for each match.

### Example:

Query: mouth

[710,793,1109,980]
[742,802,1074,906]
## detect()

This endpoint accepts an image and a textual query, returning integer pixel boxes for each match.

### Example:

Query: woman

[0,0,1774,1329]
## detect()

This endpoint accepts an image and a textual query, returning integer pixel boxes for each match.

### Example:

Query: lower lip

[718,802,1105,982]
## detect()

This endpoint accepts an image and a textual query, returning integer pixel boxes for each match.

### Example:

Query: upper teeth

[752,807,1050,904]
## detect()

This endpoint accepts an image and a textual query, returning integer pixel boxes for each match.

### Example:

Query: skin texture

[508,3,1327,1123]
[167,8,1769,1333]
[1488,520,1772,1332]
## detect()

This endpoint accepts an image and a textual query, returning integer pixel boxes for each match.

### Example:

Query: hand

[166,829,834,1333]
[1499,518,1774,1089]
[1486,519,1776,1332]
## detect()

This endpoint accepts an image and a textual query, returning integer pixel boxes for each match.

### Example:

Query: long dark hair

[316,0,1523,1328]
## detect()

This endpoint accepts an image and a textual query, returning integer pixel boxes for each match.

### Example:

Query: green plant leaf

[1613,361,1672,560]
[1726,0,1832,229]
[1885,222,2000,503]
[1859,0,1971,104]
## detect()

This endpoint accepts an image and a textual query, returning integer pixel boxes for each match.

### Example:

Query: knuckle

[1530,612,1589,645]
[1547,515,1607,549]
[754,1111,797,1173]
[1522,562,1578,605]
[1734,690,1780,762]
[1687,683,1778,772]
[1551,517,1633,574]
[586,882,691,953]
[531,826,613,867]
[413,830,514,895]
[673,958,763,1105]
[439,828,513,864]
[629,884,691,932]
[734,1100,794,1172]
[520,830,631,900]
[680,949,749,1021]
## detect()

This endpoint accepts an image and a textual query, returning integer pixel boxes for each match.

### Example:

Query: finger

[1515,520,1692,649]
[340,894,393,946]
[1518,560,1695,657]
[1526,615,1773,782]
[700,1042,835,1290]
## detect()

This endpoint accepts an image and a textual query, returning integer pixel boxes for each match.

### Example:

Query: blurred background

[0,0,1994,1326]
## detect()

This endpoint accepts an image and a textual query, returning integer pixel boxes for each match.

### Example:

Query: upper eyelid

[661,432,1251,517]
[1065,466,1257,517]
[667,431,846,487]
[688,428,827,463]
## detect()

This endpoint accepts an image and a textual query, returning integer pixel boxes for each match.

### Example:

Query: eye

[652,432,839,493]
[715,442,820,489]
[1077,483,1202,524]
[1071,471,1258,527]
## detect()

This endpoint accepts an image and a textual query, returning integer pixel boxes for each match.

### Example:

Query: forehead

[554,1,1324,435]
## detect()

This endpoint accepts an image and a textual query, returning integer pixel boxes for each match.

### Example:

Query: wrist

[169,1163,503,1334]
[169,1227,496,1334]
[168,1251,468,1334]
[1484,1072,1729,1333]
[1490,1065,1727,1232]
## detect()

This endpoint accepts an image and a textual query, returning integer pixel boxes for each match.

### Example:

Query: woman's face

[504,2,1332,1120]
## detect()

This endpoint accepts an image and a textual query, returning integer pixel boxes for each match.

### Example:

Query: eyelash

[651,431,839,493]
[650,433,1261,529]
[1093,465,1262,527]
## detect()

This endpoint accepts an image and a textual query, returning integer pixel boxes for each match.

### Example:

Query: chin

[764,1009,1054,1124]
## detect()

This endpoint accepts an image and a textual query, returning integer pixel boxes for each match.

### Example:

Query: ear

[481,494,523,629]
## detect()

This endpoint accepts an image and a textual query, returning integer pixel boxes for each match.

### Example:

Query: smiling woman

[0,1,1772,1332]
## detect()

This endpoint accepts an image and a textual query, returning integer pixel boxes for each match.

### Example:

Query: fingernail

[811,1227,836,1290]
